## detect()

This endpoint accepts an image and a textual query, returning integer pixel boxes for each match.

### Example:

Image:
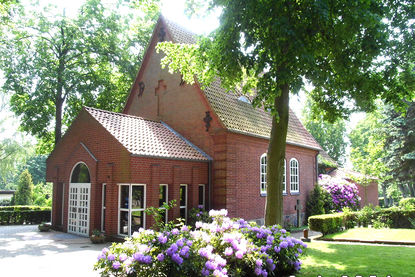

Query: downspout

[315,153,319,183]
[208,160,212,210]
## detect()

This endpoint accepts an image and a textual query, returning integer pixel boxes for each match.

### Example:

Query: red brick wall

[47,110,209,236]
[124,24,223,158]
[356,181,379,208]
[222,132,319,225]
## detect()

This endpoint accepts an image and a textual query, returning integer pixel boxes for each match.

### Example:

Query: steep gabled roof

[85,107,210,161]
[161,17,322,151]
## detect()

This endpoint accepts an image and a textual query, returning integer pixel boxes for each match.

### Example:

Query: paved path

[0,225,111,277]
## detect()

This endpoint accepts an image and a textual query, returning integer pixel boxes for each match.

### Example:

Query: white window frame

[198,184,206,209]
[180,184,188,223]
[159,184,168,224]
[283,159,287,194]
[101,183,106,232]
[260,153,267,195]
[118,183,146,237]
[290,158,299,194]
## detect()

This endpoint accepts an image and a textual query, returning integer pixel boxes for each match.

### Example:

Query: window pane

[71,163,90,183]
[180,207,186,219]
[131,210,144,233]
[132,186,144,209]
[120,186,129,209]
[160,209,167,223]
[159,186,167,207]
[120,211,129,235]
[180,186,186,207]
[198,185,204,207]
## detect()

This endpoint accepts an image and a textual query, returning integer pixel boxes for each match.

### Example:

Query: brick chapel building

[46,16,322,237]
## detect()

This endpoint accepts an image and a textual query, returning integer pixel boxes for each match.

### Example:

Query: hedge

[308,207,415,235]
[308,213,344,235]
[0,206,51,225]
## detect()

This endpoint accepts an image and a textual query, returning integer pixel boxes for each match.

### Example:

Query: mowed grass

[324,228,415,242]
[298,241,415,277]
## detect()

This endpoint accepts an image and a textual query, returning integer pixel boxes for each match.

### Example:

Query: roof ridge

[84,106,161,123]
[160,15,198,39]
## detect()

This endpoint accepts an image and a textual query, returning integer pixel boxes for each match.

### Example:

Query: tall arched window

[260,153,267,195]
[283,159,287,194]
[70,162,90,183]
[290,158,299,193]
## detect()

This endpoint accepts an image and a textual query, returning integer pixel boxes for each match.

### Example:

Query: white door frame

[68,183,91,237]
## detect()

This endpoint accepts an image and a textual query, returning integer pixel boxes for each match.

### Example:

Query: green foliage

[399,198,415,209]
[0,0,160,151]
[157,0,415,225]
[305,184,332,221]
[188,206,212,227]
[0,206,51,225]
[32,182,52,207]
[383,103,415,198]
[13,169,34,205]
[302,96,347,165]
[349,106,391,205]
[308,213,344,235]
[144,200,176,231]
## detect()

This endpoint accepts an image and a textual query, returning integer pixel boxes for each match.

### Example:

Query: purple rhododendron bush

[319,174,360,211]
[94,210,306,277]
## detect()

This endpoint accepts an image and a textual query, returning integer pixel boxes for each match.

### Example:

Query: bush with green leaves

[305,184,332,221]
[13,169,34,205]
[308,213,344,235]
[399,198,415,210]
[94,210,307,277]
[0,206,50,225]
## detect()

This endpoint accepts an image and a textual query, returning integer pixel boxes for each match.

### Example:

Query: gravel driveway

[0,225,111,277]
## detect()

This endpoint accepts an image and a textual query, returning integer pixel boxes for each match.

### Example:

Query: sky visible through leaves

[1,0,365,167]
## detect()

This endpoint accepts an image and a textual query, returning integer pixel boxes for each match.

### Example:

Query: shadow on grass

[297,242,415,277]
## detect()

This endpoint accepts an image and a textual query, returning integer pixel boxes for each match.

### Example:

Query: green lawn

[298,241,415,277]
[324,228,415,242]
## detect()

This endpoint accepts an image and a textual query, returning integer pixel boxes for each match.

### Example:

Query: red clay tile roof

[85,107,210,161]
[162,17,322,151]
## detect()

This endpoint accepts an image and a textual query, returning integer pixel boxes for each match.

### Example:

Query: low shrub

[0,206,51,225]
[305,185,332,221]
[372,207,415,229]
[94,209,307,277]
[308,213,344,235]
[399,198,415,209]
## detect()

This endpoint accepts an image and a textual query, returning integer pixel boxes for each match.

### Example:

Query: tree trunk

[264,84,289,226]
[55,96,63,145]
[409,183,415,197]
[382,184,388,207]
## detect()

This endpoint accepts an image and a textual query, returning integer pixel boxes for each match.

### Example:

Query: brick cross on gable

[155,80,167,118]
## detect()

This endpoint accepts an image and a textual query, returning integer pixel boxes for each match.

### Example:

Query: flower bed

[94,210,307,277]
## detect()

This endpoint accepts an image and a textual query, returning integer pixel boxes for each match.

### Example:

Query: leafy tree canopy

[302,95,347,165]
[0,0,160,152]
[156,0,415,225]
[382,102,415,197]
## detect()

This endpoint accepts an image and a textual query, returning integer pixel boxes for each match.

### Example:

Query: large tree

[349,106,390,204]
[0,0,160,152]
[382,102,415,197]
[157,0,415,225]
[13,169,34,205]
[302,95,347,165]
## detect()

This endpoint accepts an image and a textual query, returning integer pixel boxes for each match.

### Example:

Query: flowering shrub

[188,205,213,227]
[319,174,360,212]
[94,209,306,276]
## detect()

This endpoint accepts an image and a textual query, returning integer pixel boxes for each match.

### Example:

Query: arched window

[283,159,287,194]
[70,163,90,183]
[260,153,267,195]
[290,158,299,193]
